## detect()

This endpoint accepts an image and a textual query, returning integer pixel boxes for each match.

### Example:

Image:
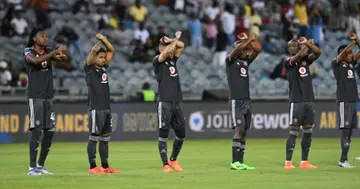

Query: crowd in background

[1,0,360,94]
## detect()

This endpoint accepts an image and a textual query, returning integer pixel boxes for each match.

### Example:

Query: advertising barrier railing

[0,100,358,143]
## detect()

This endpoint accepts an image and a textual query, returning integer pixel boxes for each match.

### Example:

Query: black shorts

[157,101,185,130]
[337,102,357,129]
[28,98,55,131]
[230,99,251,130]
[88,109,113,135]
[289,102,315,126]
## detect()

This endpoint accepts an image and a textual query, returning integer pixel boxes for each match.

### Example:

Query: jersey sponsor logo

[240,68,247,77]
[41,61,47,68]
[169,66,178,77]
[299,67,308,77]
[347,70,354,78]
[101,73,108,83]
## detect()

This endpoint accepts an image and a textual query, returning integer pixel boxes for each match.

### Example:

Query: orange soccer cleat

[162,165,173,173]
[284,161,296,169]
[99,167,120,174]
[88,167,102,174]
[168,160,184,172]
[299,161,318,169]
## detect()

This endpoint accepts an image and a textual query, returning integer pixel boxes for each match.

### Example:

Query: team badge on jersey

[240,67,247,77]
[101,73,108,83]
[347,70,354,79]
[169,66,178,77]
[299,67,308,77]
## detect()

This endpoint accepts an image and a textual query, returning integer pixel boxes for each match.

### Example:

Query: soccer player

[153,31,185,173]
[284,37,321,169]
[84,33,119,174]
[24,28,69,176]
[227,33,262,170]
[332,32,360,168]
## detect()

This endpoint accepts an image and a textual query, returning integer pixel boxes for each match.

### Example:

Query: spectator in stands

[346,0,360,37]
[93,7,109,30]
[7,0,24,10]
[155,25,167,46]
[204,0,220,22]
[328,0,346,30]
[114,0,126,20]
[249,8,262,37]
[173,0,185,13]
[10,10,28,36]
[17,67,28,87]
[54,26,83,67]
[187,13,202,48]
[212,24,227,67]
[72,0,90,14]
[235,7,249,37]
[282,6,295,42]
[205,18,217,49]
[0,6,15,37]
[294,0,308,37]
[122,13,133,29]
[130,39,151,63]
[220,3,236,47]
[28,0,51,29]
[140,82,156,102]
[129,0,148,24]
[144,37,156,58]
[133,22,149,44]
[0,60,12,94]
[269,58,287,80]
[308,4,323,47]
[109,8,120,29]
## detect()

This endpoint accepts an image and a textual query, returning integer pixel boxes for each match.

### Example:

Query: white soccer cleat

[27,167,42,176]
[37,165,54,175]
[338,161,355,168]
[355,156,360,160]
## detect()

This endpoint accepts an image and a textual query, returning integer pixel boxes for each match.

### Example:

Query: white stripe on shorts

[340,102,345,128]
[91,110,96,133]
[231,100,236,127]
[29,99,35,128]
[158,102,162,128]
[289,103,294,125]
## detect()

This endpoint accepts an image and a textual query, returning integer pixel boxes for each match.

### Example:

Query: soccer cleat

[299,161,318,169]
[284,161,296,169]
[338,161,355,168]
[230,162,247,170]
[37,165,54,175]
[88,167,101,174]
[356,157,360,160]
[27,167,42,176]
[241,163,256,170]
[100,167,120,174]
[168,160,183,172]
[162,165,173,173]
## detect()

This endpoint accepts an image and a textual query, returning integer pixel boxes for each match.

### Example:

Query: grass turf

[1,138,360,189]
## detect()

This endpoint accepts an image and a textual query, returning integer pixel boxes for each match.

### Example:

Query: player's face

[287,41,301,54]
[344,51,352,63]
[95,52,107,67]
[33,31,48,47]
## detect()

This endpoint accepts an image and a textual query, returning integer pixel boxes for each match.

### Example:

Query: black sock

[158,137,168,166]
[239,141,246,163]
[170,137,184,161]
[38,130,54,167]
[232,139,241,163]
[340,129,351,162]
[87,135,98,169]
[29,128,42,168]
[301,131,312,161]
[99,136,110,168]
[286,133,297,161]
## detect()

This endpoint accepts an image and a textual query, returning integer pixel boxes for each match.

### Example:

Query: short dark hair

[96,47,107,55]
[27,27,44,47]
[159,37,169,46]
[143,82,150,89]
[337,45,348,55]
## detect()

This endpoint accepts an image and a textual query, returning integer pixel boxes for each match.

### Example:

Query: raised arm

[96,33,114,64]
[25,45,66,65]
[228,33,254,61]
[158,31,182,63]
[288,38,310,65]
[348,33,360,61]
[87,41,102,65]
[304,39,321,63]
[247,34,262,62]
[337,33,357,62]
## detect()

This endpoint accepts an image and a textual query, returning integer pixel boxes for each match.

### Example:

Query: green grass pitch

[1,138,360,189]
